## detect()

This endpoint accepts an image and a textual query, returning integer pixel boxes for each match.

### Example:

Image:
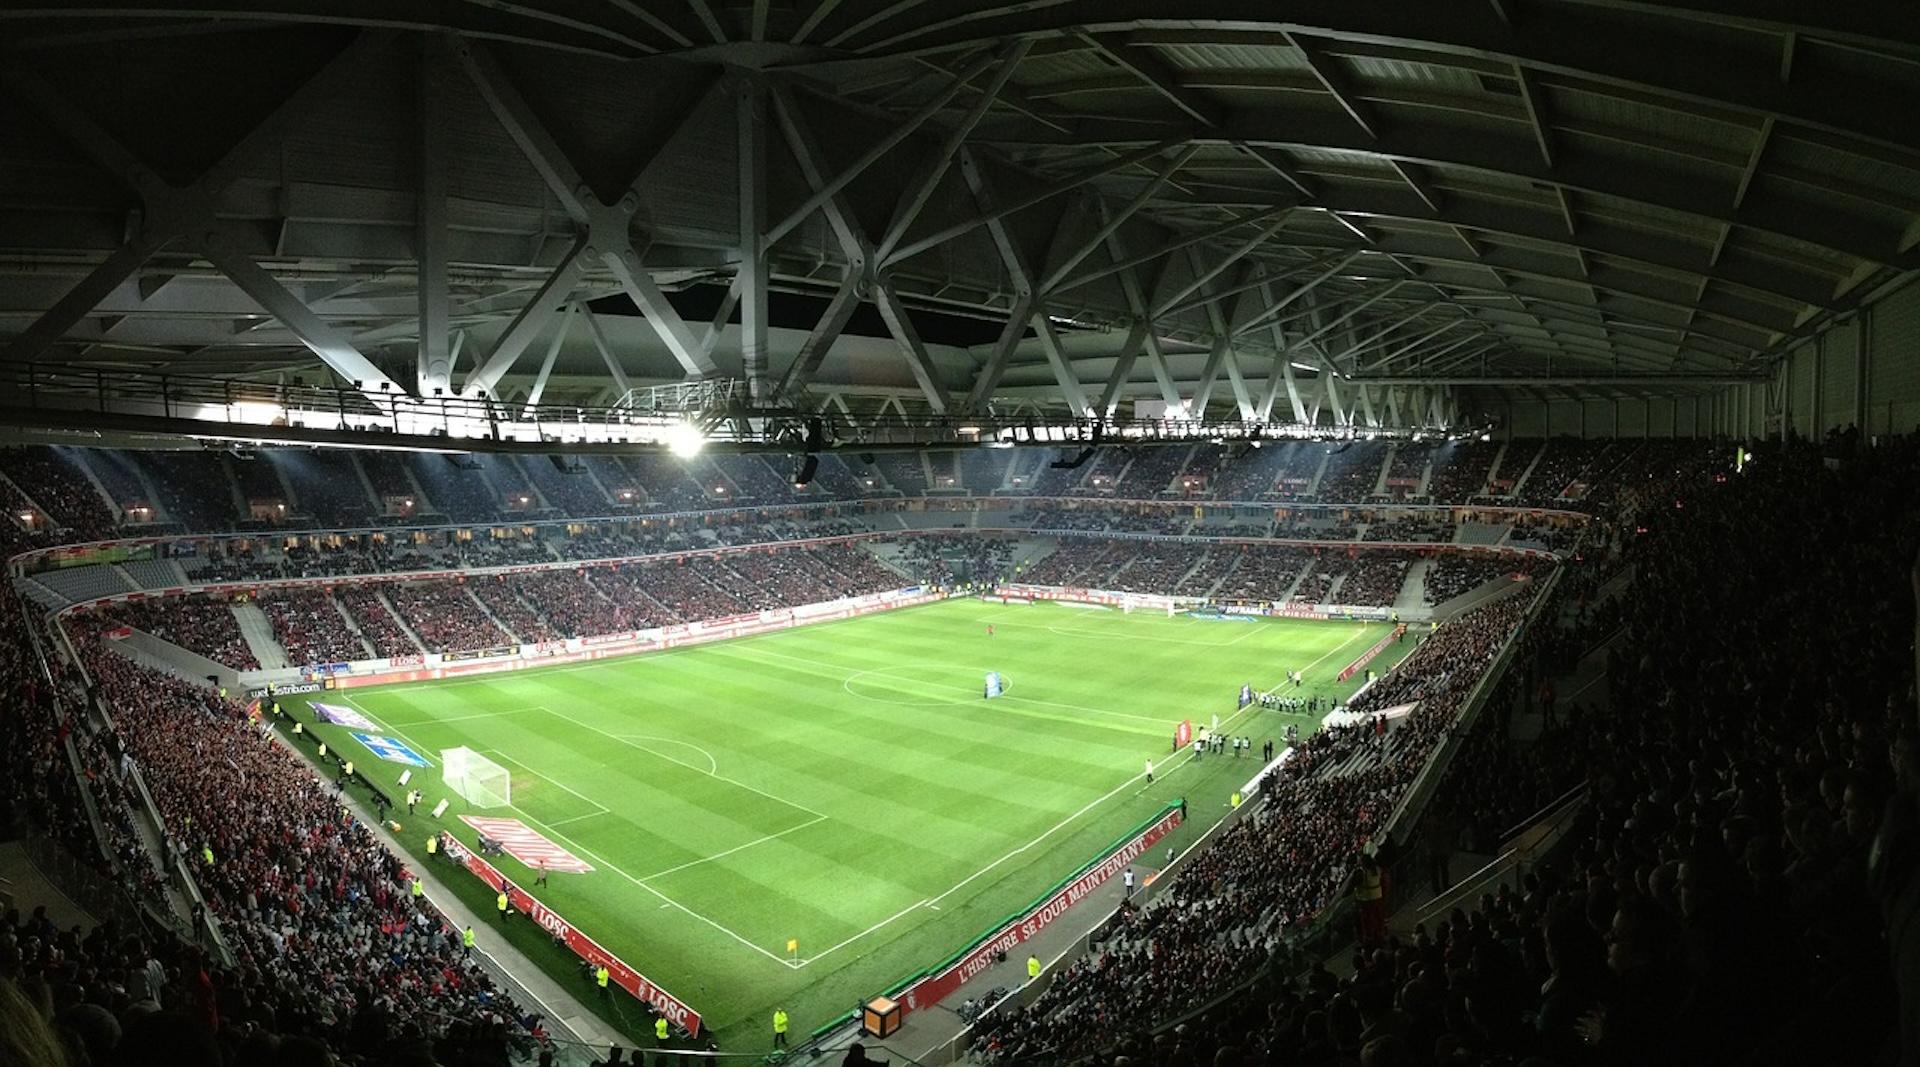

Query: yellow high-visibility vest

[655,1018,669,1040]
[596,966,609,988]
[496,892,508,913]
[411,879,423,898]
[1355,868,1383,903]
[1027,956,1041,979]
[426,835,438,855]
[773,1009,788,1034]
[463,927,475,948]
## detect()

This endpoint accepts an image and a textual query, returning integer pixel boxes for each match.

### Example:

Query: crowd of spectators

[1512,439,1620,505]
[891,534,1018,586]
[518,569,633,638]
[1337,554,1413,607]
[958,448,1017,493]
[1425,440,1500,502]
[974,436,1920,1066]
[270,452,374,528]
[258,588,368,665]
[1315,444,1390,502]
[71,632,544,1063]
[104,596,259,670]
[0,447,117,540]
[1364,517,1452,543]
[1110,544,1213,595]
[1424,557,1530,606]
[331,587,418,657]
[466,576,557,642]
[76,450,160,527]
[383,581,511,653]
[1382,443,1435,493]
[969,595,1534,1063]
[1290,561,1344,605]
[404,455,503,523]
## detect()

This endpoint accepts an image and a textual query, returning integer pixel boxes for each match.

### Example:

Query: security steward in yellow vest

[655,1016,669,1043]
[595,964,610,996]
[773,1007,789,1048]
[495,889,509,921]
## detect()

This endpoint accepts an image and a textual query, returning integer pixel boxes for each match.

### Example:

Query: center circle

[842,665,1011,706]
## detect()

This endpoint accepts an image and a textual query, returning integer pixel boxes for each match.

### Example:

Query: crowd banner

[889,804,1185,1022]
[438,836,703,1037]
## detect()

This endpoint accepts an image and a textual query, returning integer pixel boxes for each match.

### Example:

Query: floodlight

[666,421,705,458]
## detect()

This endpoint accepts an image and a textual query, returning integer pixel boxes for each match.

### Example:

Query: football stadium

[0,6,1917,1067]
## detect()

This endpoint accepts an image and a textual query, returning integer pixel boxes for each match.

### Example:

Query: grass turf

[280,597,1411,1050]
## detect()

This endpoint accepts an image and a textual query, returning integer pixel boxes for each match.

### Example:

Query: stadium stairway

[1479,439,1510,498]
[1502,440,1549,500]
[1304,448,1332,496]
[463,585,523,642]
[1394,559,1434,614]
[231,600,290,669]
[0,840,98,931]
[1371,447,1395,497]
[376,590,432,652]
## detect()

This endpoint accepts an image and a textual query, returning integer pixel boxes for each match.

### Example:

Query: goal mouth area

[442,746,512,808]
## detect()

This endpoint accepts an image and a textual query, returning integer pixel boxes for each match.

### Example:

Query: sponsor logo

[896,807,1184,1021]
[351,733,430,767]
[447,846,700,1034]
[312,702,382,731]
[460,816,594,874]
[249,681,322,698]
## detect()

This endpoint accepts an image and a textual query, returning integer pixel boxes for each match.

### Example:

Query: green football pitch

[281,597,1410,1049]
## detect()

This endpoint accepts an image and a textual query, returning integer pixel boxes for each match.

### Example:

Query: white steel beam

[459,42,718,390]
[1102,227,1185,410]
[1036,145,1198,294]
[461,238,590,399]
[778,270,863,399]
[1229,252,1361,337]
[579,310,632,396]
[1046,209,1285,297]
[737,77,771,405]
[522,304,574,415]
[416,35,454,396]
[1148,215,1292,317]
[205,239,406,396]
[874,40,1029,265]
[765,50,1002,247]
[883,140,1184,267]
[872,283,952,413]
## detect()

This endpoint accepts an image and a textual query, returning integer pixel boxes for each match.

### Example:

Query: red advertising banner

[1175,719,1193,749]
[439,837,702,1036]
[1338,624,1406,682]
[894,806,1184,1020]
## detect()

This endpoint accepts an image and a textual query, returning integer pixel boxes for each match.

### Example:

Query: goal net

[443,747,512,808]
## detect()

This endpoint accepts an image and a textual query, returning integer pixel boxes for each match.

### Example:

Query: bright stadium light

[665,421,705,458]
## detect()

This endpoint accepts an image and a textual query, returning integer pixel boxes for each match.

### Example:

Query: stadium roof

[1,2,1916,436]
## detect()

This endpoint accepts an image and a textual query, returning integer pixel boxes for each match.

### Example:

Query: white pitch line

[337,699,794,969]
[610,734,719,775]
[635,815,827,883]
[797,697,1263,969]
[387,705,545,727]
[479,747,611,818]
[719,644,1175,729]
[536,706,829,821]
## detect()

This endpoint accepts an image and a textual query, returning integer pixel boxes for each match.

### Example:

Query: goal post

[443,747,512,808]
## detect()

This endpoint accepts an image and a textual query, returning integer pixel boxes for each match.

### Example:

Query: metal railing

[0,362,1452,453]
